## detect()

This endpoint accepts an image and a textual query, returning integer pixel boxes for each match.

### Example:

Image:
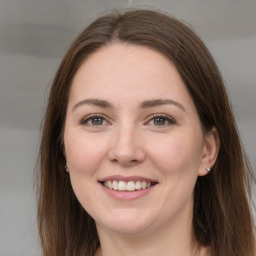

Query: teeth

[118,181,126,191]
[107,180,113,189]
[113,180,118,190]
[127,181,135,191]
[135,181,142,190]
[103,180,153,191]
[142,181,147,189]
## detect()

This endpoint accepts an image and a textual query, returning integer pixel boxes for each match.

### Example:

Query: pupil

[154,118,165,125]
[92,118,103,125]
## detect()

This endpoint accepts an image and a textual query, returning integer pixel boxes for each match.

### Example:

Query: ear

[198,127,220,176]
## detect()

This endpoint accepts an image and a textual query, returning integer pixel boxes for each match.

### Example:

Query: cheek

[147,130,203,176]
[64,132,110,215]
[64,132,108,175]
[146,132,203,217]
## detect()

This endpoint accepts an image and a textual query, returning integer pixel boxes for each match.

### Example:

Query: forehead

[73,43,175,82]
[69,43,195,110]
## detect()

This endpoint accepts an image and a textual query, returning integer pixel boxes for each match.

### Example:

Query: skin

[64,44,219,256]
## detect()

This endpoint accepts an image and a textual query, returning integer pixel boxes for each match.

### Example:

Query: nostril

[107,134,146,166]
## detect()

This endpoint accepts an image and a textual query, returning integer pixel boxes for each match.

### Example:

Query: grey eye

[153,117,167,125]
[148,115,176,126]
[81,115,107,126]
[91,117,104,125]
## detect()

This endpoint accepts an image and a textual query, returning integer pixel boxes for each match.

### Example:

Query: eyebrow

[140,99,186,111]
[72,98,113,112]
[72,98,185,112]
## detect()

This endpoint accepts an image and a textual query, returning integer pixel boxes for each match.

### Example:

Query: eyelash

[147,114,176,126]
[80,114,109,126]
[80,114,176,127]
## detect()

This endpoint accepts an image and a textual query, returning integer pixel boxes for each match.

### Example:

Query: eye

[148,115,176,126]
[81,115,108,126]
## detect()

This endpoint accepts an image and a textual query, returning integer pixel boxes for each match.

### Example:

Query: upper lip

[98,175,158,183]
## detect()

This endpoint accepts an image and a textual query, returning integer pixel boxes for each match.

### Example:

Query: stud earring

[65,163,69,172]
[206,167,211,172]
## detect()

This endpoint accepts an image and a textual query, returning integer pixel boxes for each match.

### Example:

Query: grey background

[0,0,255,255]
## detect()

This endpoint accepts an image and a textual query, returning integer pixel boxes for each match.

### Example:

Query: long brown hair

[37,9,256,256]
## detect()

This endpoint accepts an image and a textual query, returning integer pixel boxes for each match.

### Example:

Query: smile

[99,176,158,200]
[103,180,154,191]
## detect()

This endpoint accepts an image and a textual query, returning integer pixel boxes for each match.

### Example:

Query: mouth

[101,180,157,192]
[98,175,158,192]
[98,176,158,200]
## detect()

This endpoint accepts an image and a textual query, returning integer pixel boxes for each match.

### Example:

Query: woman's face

[64,44,216,236]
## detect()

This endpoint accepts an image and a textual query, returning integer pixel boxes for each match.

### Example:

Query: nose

[108,125,146,167]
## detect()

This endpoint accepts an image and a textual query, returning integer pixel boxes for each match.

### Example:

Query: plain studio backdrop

[0,1,255,255]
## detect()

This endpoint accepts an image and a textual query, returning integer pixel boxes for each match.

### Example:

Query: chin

[95,209,156,235]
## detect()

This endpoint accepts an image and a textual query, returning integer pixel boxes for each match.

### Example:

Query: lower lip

[100,183,156,201]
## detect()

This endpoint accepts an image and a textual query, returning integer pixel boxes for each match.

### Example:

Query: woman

[37,9,256,256]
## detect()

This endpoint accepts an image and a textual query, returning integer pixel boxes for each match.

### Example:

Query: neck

[96,230,198,256]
